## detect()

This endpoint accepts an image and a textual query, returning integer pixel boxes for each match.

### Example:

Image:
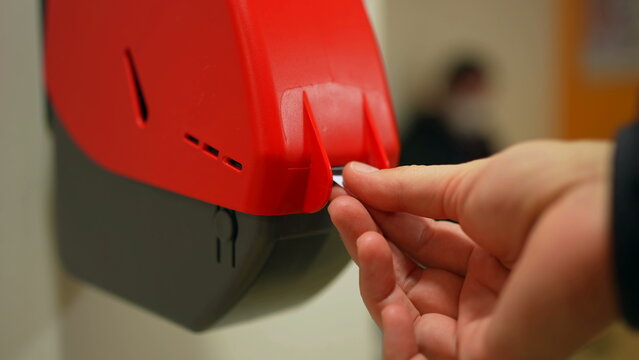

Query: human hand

[328,141,616,360]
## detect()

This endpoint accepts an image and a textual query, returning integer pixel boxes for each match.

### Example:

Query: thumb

[343,160,485,221]
[342,158,537,266]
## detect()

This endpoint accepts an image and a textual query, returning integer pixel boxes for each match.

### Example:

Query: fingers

[454,249,508,359]
[414,313,458,360]
[381,305,423,360]
[403,268,464,319]
[382,306,458,360]
[357,231,419,326]
[368,209,476,276]
[331,196,466,318]
[350,213,464,360]
[357,231,464,325]
[450,248,506,360]
[330,184,348,199]
[330,195,419,279]
[343,160,485,221]
[330,192,477,276]
[328,195,379,264]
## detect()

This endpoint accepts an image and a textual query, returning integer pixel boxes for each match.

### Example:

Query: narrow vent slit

[225,158,243,171]
[124,48,149,123]
[185,133,200,146]
[204,144,219,157]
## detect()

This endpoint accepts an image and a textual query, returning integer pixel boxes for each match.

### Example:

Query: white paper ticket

[332,166,344,187]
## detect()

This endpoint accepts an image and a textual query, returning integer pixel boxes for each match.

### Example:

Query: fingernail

[349,161,378,173]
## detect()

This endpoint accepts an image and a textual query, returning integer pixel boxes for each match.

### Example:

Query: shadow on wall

[54,262,378,360]
[56,277,207,360]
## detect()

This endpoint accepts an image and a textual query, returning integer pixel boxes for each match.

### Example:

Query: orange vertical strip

[558,0,639,139]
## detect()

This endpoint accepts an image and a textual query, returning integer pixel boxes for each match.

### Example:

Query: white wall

[0,1,381,359]
[380,0,557,147]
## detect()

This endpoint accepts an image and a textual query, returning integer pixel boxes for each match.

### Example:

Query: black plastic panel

[52,113,349,331]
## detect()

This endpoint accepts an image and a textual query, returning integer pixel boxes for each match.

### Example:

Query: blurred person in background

[401,58,493,166]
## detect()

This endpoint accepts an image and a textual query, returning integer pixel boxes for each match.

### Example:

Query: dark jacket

[614,121,639,327]
[400,112,491,166]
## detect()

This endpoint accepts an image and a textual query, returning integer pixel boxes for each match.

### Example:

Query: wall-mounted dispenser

[45,0,399,330]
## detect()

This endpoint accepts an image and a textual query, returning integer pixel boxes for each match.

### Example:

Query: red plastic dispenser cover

[45,0,400,215]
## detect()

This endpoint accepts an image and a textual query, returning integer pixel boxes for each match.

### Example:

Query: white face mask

[445,94,491,138]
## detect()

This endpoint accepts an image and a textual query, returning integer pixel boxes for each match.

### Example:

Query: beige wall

[380,0,557,147]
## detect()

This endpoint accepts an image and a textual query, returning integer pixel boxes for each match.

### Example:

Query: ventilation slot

[124,48,149,125]
[225,157,243,171]
[184,132,244,172]
[204,144,219,158]
[185,133,199,146]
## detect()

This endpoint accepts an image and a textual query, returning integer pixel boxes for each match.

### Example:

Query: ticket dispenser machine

[45,0,400,330]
